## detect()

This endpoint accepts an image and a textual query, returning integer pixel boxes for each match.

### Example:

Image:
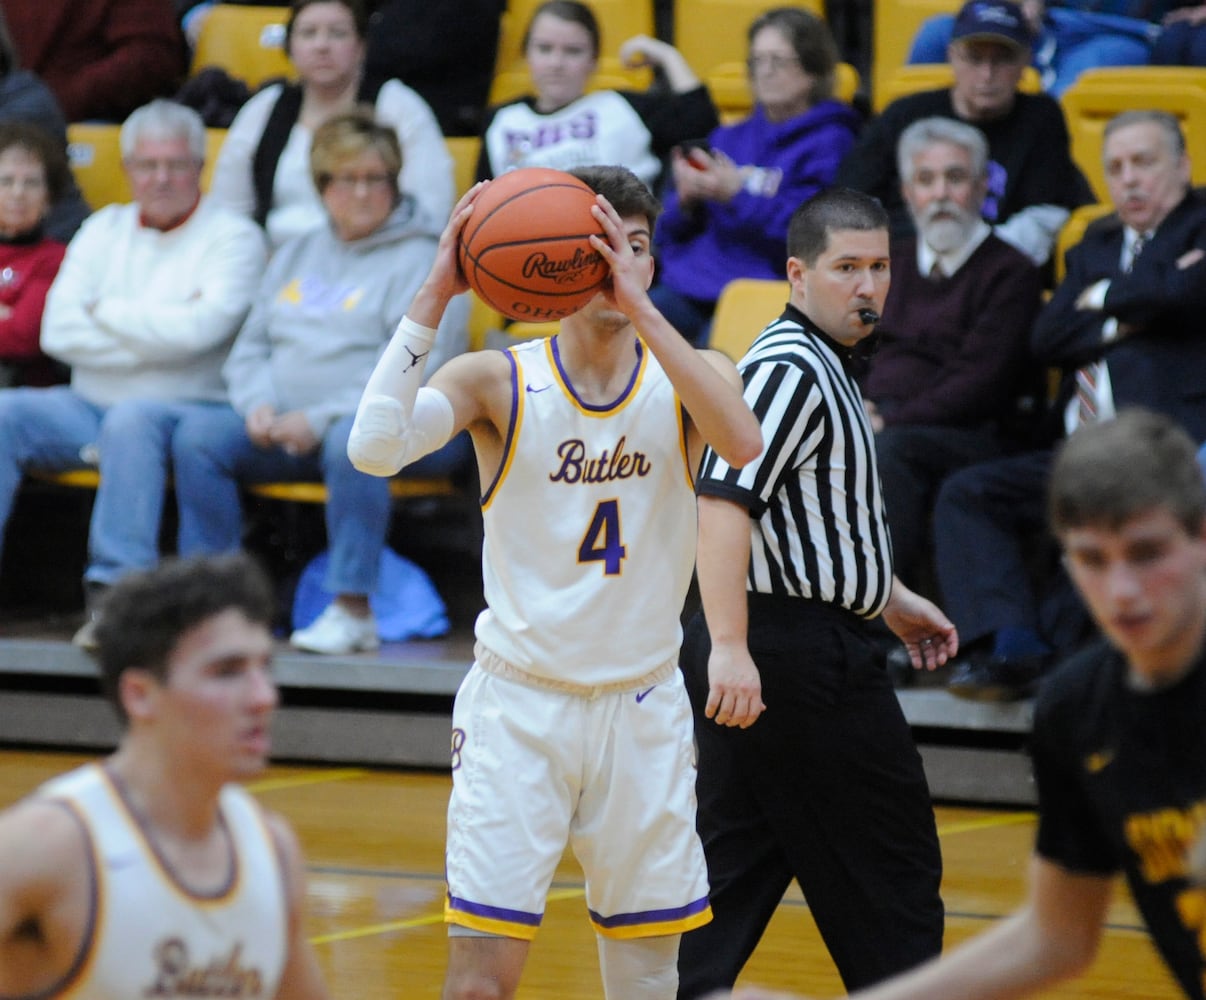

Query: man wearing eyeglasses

[0,98,265,645]
[836,0,1094,267]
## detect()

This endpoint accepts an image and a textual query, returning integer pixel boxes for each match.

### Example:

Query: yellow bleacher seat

[191,4,294,88]
[706,61,860,123]
[874,62,1042,112]
[1059,67,1206,204]
[67,123,128,210]
[708,278,790,360]
[673,0,825,84]
[872,0,961,110]
[1053,202,1113,283]
[446,136,482,198]
[488,59,651,106]
[494,0,655,79]
[68,125,229,210]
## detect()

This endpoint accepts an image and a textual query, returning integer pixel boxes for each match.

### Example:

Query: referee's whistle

[858,308,880,325]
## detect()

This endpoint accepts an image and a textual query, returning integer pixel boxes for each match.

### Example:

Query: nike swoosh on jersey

[635,686,656,703]
[526,383,552,393]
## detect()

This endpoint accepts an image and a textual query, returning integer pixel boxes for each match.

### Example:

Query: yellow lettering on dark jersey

[145,938,264,996]
[1125,801,1206,885]
[549,436,652,485]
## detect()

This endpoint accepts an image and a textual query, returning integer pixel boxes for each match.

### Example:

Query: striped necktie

[1074,233,1147,427]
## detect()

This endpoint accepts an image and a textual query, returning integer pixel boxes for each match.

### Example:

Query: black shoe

[946,653,1049,702]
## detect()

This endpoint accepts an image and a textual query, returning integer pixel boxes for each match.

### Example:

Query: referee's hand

[706,644,766,728]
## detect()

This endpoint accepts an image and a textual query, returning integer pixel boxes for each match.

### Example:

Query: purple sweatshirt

[655,99,860,305]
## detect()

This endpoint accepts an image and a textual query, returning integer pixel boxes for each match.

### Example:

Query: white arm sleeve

[348,386,455,477]
[348,315,453,477]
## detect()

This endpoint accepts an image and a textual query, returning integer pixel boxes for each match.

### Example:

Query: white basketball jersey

[475,336,697,686]
[39,763,288,999]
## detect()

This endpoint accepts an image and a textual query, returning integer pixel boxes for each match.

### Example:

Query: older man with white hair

[0,98,266,644]
[861,115,1043,604]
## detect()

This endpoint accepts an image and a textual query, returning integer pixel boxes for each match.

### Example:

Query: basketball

[459,167,608,323]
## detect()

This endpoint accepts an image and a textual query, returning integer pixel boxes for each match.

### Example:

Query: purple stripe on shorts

[588,894,711,929]
[447,893,542,927]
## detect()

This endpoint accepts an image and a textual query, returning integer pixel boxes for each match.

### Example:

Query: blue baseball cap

[951,0,1033,50]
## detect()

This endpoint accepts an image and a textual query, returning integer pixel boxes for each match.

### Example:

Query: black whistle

[858,308,880,325]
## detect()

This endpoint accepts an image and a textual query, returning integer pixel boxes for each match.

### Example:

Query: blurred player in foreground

[348,165,762,1000]
[716,407,1206,1000]
[0,553,329,999]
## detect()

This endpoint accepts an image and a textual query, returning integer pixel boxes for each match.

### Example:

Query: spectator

[0,122,73,388]
[1153,4,1206,63]
[173,110,467,656]
[933,109,1206,701]
[208,0,453,250]
[909,0,1206,96]
[836,0,1093,266]
[0,9,88,241]
[1,0,187,123]
[863,116,1042,596]
[477,0,719,190]
[364,0,505,137]
[0,99,266,646]
[651,7,860,345]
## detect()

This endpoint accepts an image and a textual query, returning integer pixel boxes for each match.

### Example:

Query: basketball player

[0,554,329,999]
[348,165,763,1000]
[716,408,1206,1000]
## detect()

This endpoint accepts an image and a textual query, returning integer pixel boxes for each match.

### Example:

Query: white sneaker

[290,603,380,655]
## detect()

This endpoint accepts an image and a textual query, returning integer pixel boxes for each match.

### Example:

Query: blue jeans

[172,407,398,597]
[908,9,1155,95]
[0,387,214,585]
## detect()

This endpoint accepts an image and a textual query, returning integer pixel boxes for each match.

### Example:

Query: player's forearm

[635,305,761,467]
[696,496,752,647]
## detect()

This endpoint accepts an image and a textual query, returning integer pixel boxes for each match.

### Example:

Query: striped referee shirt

[698,304,893,617]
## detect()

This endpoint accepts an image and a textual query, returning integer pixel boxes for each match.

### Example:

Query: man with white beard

[860,116,1043,612]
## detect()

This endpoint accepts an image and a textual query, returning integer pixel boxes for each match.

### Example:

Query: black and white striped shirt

[698,304,893,617]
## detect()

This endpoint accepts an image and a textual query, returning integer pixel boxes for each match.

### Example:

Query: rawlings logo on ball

[521,247,604,287]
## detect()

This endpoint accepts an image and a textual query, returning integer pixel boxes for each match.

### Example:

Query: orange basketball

[459,167,608,323]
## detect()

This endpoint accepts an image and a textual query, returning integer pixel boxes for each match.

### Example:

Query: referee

[677,188,958,998]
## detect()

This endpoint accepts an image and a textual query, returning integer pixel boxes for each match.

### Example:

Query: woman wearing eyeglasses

[477,0,718,190]
[208,0,453,250]
[651,7,860,345]
[173,111,467,656]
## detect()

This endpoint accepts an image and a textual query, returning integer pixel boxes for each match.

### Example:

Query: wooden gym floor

[0,749,1181,999]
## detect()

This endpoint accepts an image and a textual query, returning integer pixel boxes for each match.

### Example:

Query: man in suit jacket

[925,109,1206,700]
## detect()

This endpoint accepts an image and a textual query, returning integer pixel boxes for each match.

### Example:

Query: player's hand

[705,642,765,728]
[267,411,319,457]
[882,578,959,671]
[588,193,653,315]
[424,181,486,304]
[246,404,277,449]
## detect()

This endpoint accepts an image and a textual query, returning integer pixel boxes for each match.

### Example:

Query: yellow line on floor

[310,888,585,945]
[249,768,369,793]
[937,812,1035,837]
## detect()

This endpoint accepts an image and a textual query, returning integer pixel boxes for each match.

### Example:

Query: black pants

[677,595,944,998]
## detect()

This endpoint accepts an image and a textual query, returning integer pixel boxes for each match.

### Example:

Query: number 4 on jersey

[578,499,626,575]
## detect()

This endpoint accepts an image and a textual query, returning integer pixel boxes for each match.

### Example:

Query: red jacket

[0,236,66,385]
[3,0,186,122]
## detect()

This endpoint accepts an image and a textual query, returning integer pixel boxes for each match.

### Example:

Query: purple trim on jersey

[480,348,522,506]
[551,334,644,412]
[29,799,98,1000]
[447,892,543,926]
[588,894,711,928]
